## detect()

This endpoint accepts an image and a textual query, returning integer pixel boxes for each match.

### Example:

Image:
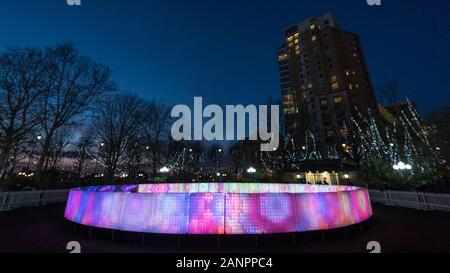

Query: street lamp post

[26,135,42,171]
[94,142,105,176]
[159,166,170,182]
[216,172,221,182]
[393,161,412,171]
[247,167,256,182]
[393,161,412,184]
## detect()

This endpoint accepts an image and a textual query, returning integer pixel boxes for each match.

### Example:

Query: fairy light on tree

[327,144,340,160]
[168,147,204,175]
[254,100,445,183]
[305,130,322,160]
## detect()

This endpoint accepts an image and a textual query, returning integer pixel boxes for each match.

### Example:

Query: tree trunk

[0,141,13,181]
[7,152,18,177]
[36,136,52,183]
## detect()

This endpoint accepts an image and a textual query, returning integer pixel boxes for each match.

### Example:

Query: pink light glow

[64,183,372,235]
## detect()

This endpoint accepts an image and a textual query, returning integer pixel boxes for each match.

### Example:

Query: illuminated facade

[282,159,359,184]
[64,183,372,235]
[278,12,378,151]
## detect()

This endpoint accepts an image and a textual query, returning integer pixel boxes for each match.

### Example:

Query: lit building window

[287,36,293,42]
[311,35,317,42]
[331,75,337,83]
[294,39,299,44]
[284,94,294,101]
[348,84,353,90]
[284,107,297,114]
[294,33,299,38]
[278,54,288,61]
[340,128,349,135]
[332,82,339,90]
[333,96,342,104]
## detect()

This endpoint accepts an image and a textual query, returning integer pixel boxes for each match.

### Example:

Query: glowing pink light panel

[64,183,372,234]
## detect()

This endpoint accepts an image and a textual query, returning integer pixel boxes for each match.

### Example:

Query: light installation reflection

[64,183,372,235]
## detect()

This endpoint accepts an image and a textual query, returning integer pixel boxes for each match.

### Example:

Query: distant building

[278,12,378,152]
[282,159,359,185]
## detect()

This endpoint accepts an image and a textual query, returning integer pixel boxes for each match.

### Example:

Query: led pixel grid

[65,183,372,235]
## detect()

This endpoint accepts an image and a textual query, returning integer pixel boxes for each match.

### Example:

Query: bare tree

[0,47,47,179]
[5,140,30,176]
[229,147,244,175]
[35,44,115,179]
[166,141,204,175]
[73,131,95,176]
[125,133,146,179]
[93,93,145,181]
[43,128,71,171]
[166,140,186,172]
[142,100,171,174]
[208,144,223,172]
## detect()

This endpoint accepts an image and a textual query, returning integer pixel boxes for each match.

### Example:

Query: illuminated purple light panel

[64,183,372,234]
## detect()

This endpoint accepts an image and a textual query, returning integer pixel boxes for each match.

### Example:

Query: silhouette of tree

[93,93,144,181]
[0,47,47,180]
[35,44,115,180]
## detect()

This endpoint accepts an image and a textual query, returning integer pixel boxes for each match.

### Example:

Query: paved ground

[0,203,449,253]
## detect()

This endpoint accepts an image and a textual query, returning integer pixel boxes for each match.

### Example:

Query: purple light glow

[64,183,372,235]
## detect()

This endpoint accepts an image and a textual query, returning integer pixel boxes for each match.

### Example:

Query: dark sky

[0,0,449,116]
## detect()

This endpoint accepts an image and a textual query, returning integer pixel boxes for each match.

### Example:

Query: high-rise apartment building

[278,12,378,151]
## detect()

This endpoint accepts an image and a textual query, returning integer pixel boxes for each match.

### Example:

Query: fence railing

[369,189,450,212]
[2,189,449,213]
[0,189,69,212]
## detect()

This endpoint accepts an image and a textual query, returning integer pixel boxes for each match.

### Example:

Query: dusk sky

[0,0,448,115]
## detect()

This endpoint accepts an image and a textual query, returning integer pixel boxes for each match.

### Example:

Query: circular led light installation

[64,183,372,235]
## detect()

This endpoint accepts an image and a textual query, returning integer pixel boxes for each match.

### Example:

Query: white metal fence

[1,189,449,213]
[369,189,450,212]
[0,189,69,212]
